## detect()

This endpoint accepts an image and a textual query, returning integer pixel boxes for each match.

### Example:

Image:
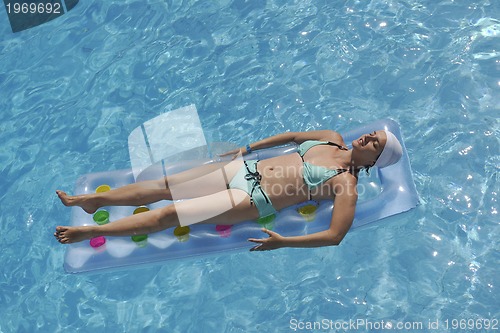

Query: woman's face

[352,130,387,165]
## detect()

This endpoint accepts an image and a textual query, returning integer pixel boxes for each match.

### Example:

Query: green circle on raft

[131,235,148,242]
[257,214,276,230]
[93,210,109,225]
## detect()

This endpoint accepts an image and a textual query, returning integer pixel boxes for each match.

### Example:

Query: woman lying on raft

[54,130,402,251]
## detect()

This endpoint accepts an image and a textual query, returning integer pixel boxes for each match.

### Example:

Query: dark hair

[351,165,371,176]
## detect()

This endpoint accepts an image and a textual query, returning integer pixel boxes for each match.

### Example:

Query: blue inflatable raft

[63,119,418,273]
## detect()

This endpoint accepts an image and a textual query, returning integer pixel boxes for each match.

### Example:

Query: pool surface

[0,0,498,332]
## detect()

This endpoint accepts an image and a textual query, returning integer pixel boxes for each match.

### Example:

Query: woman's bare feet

[56,190,99,214]
[54,226,95,244]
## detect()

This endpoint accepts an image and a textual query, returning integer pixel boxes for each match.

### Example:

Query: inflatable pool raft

[63,119,418,273]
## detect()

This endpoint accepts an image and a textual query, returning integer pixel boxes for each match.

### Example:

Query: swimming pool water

[0,0,498,332]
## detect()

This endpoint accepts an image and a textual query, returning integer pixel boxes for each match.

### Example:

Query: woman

[54,129,402,251]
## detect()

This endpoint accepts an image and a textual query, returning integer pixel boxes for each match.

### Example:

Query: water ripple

[0,0,498,331]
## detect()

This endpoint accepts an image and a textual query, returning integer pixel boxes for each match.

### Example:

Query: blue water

[0,0,498,332]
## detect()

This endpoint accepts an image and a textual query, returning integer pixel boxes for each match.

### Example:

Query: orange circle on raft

[133,206,150,214]
[96,184,111,193]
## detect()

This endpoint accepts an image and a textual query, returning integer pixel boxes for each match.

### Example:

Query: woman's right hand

[248,229,286,251]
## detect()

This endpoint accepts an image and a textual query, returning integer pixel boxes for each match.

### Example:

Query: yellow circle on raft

[174,226,190,237]
[298,204,317,215]
[297,204,318,222]
[96,184,111,193]
[133,206,150,214]
[173,226,190,242]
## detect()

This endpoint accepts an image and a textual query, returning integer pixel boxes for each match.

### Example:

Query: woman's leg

[56,179,169,214]
[57,160,244,214]
[54,188,258,244]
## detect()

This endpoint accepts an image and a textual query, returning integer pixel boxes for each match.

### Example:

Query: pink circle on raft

[215,225,232,238]
[216,225,232,231]
[90,236,106,248]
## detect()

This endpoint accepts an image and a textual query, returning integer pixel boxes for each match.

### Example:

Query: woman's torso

[257,142,353,210]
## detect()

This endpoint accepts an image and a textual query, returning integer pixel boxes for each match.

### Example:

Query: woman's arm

[248,175,357,250]
[249,130,341,151]
[222,130,342,157]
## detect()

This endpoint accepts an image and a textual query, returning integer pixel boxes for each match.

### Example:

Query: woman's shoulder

[319,130,345,145]
[331,171,358,197]
[290,130,346,145]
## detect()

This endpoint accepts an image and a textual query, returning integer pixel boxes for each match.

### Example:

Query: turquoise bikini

[228,160,277,218]
[228,140,349,217]
[297,140,349,199]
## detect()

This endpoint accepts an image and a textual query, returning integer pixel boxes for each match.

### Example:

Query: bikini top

[297,140,349,195]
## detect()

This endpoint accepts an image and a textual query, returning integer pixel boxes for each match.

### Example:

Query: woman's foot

[54,226,95,244]
[56,190,99,214]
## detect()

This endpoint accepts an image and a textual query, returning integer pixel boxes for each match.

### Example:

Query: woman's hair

[351,165,371,176]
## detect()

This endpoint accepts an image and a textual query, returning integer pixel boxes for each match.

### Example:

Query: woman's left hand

[248,229,286,251]
[218,147,245,160]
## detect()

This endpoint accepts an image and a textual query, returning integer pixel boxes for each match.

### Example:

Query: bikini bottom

[228,160,277,218]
